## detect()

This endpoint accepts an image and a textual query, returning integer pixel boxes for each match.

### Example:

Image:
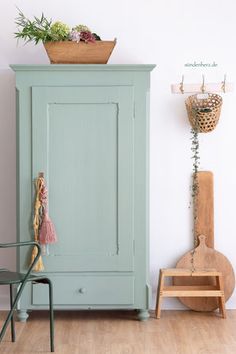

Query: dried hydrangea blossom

[69,30,80,43]
[74,24,91,33]
[80,31,96,43]
[50,21,70,41]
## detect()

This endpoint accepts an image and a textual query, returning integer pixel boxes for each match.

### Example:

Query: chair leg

[9,284,16,342]
[0,282,24,343]
[48,279,54,353]
[34,278,54,352]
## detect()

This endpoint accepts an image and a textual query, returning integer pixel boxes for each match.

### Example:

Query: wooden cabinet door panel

[32,86,134,271]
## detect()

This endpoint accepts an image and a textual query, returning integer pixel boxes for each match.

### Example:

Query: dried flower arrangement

[15,9,101,44]
[14,9,116,64]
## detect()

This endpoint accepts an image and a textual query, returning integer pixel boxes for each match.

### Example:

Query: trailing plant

[14,9,101,44]
[188,106,201,273]
[191,124,200,247]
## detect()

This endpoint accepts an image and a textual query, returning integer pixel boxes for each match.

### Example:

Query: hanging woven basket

[185,93,223,133]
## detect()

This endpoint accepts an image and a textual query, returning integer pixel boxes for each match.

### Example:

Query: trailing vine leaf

[190,108,200,249]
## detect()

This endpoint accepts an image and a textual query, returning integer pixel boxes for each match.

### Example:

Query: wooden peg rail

[171,82,234,94]
[155,268,226,319]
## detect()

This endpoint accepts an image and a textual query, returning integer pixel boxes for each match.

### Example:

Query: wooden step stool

[155,268,226,319]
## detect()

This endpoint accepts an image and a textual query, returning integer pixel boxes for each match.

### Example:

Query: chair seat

[0,269,46,285]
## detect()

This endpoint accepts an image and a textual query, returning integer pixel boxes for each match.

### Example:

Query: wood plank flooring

[1,310,236,353]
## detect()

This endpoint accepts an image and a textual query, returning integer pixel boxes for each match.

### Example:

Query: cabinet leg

[137,309,150,321]
[17,310,29,322]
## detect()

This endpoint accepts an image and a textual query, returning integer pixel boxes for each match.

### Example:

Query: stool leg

[10,284,16,342]
[217,275,226,319]
[155,270,165,319]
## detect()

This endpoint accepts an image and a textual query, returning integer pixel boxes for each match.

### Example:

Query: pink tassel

[38,179,57,251]
[39,211,57,245]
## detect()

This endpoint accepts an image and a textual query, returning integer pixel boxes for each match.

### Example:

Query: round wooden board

[173,236,235,311]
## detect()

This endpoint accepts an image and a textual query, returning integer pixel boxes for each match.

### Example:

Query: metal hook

[201,74,205,93]
[221,74,226,93]
[179,75,184,94]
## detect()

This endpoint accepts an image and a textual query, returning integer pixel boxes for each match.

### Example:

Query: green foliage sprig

[15,9,53,44]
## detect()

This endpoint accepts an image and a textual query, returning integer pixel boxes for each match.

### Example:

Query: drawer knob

[78,287,86,294]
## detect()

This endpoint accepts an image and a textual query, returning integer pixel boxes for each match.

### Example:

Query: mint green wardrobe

[11,64,155,321]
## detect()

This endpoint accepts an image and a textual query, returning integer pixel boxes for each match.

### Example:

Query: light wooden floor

[1,310,236,354]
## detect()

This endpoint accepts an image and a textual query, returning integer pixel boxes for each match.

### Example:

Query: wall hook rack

[171,74,234,94]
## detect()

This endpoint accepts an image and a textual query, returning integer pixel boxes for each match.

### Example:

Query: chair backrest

[0,241,41,280]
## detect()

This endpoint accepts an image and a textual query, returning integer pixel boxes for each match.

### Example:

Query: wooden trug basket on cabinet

[44,39,116,64]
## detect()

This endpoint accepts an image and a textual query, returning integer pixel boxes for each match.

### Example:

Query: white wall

[1,0,236,309]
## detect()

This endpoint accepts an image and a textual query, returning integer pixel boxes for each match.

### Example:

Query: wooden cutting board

[194,171,214,248]
[173,171,235,311]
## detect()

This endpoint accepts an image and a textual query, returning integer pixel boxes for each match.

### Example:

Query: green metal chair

[0,241,54,352]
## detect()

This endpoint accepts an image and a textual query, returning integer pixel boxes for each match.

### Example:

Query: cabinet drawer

[32,274,134,306]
